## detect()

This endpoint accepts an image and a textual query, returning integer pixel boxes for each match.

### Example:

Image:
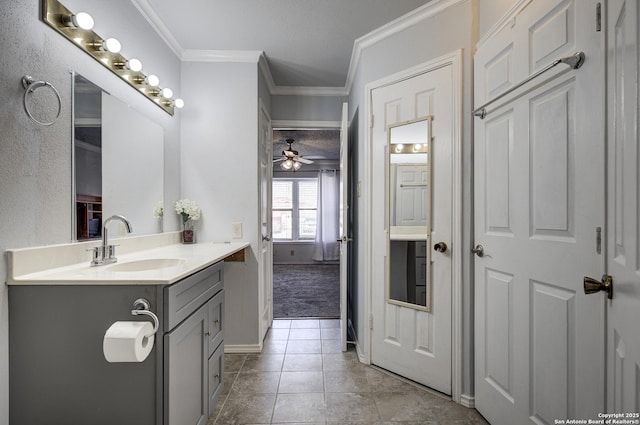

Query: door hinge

[596,3,601,32]
[596,227,602,254]
[369,313,373,330]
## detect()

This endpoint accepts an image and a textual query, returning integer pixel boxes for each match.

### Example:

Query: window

[272,178,318,240]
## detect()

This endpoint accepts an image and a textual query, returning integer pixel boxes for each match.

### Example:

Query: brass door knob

[434,242,447,253]
[584,275,613,299]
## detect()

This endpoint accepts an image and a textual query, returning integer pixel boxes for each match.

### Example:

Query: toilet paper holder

[131,298,159,337]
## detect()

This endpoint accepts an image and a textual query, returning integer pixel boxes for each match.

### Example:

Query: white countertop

[7,239,249,286]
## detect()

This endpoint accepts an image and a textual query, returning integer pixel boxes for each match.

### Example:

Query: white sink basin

[106,258,185,272]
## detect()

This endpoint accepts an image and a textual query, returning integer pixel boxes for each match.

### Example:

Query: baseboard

[460,394,475,408]
[224,344,262,354]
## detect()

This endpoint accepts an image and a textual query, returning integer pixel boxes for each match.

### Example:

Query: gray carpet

[273,264,340,318]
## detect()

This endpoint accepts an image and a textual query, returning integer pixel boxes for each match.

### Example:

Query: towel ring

[22,75,62,126]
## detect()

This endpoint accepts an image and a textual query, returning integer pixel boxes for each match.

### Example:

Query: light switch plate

[231,222,243,239]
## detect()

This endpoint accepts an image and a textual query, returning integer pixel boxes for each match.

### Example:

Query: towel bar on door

[472,51,585,119]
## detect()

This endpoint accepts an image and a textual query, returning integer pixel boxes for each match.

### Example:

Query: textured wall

[0,1,182,422]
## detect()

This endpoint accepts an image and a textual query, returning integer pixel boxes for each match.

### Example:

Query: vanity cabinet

[163,262,224,425]
[8,260,226,425]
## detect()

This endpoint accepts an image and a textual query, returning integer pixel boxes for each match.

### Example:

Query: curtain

[312,170,340,261]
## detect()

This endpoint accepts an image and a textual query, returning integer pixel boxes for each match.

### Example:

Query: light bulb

[72,12,94,30]
[146,74,159,87]
[127,58,143,72]
[116,58,143,72]
[413,144,421,152]
[104,38,121,53]
[281,159,293,170]
[293,161,302,171]
[161,87,173,99]
[174,98,185,108]
[395,144,404,153]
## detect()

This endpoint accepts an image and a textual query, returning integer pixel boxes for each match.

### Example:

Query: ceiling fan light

[293,161,302,171]
[281,159,293,170]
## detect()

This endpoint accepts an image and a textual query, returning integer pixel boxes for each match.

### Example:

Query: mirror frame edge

[385,115,433,312]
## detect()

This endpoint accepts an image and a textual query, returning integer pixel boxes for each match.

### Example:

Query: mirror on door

[387,117,432,311]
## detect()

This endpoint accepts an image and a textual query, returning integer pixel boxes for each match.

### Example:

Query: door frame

[362,50,463,403]
[258,98,273,346]
[270,119,346,336]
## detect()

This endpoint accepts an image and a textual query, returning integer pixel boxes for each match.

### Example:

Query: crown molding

[344,0,468,93]
[132,0,469,96]
[131,0,184,58]
[270,86,349,97]
[181,50,263,63]
[272,120,341,129]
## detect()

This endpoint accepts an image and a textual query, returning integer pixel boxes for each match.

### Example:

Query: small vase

[182,229,195,244]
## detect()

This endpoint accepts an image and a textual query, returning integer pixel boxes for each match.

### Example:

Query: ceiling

[273,129,341,162]
[136,0,432,88]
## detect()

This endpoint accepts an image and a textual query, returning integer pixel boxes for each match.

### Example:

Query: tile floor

[208,319,489,425]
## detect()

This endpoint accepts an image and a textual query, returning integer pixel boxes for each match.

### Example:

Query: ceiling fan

[273,138,314,171]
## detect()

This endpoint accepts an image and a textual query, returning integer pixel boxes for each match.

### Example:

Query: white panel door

[474,1,605,424]
[371,65,453,394]
[606,0,640,413]
[394,165,428,227]
[339,102,349,352]
[259,102,273,343]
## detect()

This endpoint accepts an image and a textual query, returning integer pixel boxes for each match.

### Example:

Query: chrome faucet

[89,214,133,266]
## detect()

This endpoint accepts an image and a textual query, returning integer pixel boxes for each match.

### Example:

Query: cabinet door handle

[214,319,220,325]
[204,331,211,336]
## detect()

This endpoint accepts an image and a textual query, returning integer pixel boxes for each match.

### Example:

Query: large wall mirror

[73,73,164,241]
[387,116,432,311]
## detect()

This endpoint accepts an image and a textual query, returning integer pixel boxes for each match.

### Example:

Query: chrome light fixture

[42,0,184,115]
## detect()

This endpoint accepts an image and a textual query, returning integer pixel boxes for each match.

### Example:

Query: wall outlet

[290,250,295,256]
[231,222,243,239]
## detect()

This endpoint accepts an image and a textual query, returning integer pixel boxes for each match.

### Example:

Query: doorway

[272,129,341,319]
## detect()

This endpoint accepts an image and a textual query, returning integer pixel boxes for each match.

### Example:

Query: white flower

[153,202,164,219]
[175,199,201,228]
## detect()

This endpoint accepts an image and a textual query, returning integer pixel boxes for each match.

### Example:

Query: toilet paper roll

[103,321,154,363]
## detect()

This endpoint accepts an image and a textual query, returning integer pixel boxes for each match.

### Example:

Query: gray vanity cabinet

[165,303,209,425]
[207,291,225,413]
[8,260,226,425]
[163,261,225,425]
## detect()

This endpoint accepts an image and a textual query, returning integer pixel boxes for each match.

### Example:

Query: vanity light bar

[42,0,182,116]
[391,143,428,154]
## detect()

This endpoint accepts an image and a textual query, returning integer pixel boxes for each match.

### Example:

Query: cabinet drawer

[207,290,224,356]
[164,261,223,330]
[208,343,224,416]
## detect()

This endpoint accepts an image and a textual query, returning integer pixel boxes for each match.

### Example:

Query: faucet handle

[106,244,118,260]
[87,246,102,265]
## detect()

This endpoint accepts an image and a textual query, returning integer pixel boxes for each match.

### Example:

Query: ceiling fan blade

[273,158,285,163]
[297,157,314,164]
